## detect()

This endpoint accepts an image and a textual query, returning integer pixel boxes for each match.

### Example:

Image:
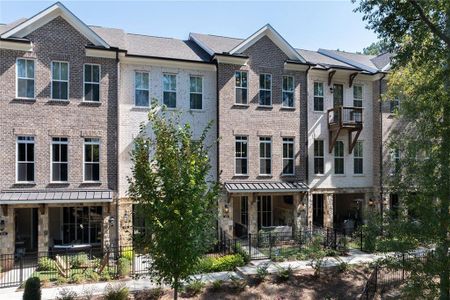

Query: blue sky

[0,1,378,52]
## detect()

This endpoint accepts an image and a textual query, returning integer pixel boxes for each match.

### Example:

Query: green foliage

[67,253,89,268]
[309,238,327,277]
[334,257,351,273]
[120,247,134,261]
[117,257,131,277]
[211,280,223,291]
[100,270,112,281]
[85,269,100,282]
[103,283,129,300]
[70,273,84,284]
[275,265,293,282]
[182,280,205,297]
[37,257,57,271]
[361,209,382,253]
[235,244,250,264]
[195,254,245,273]
[56,288,77,300]
[128,103,219,298]
[362,40,389,55]
[255,263,269,283]
[229,275,246,292]
[56,276,68,285]
[23,277,41,300]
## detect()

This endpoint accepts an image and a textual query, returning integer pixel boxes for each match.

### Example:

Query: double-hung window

[235,136,248,175]
[17,136,35,182]
[334,141,344,174]
[163,74,176,108]
[135,71,149,107]
[313,82,324,111]
[17,59,35,99]
[235,71,248,104]
[84,64,100,102]
[84,138,100,182]
[353,141,363,174]
[353,85,363,107]
[259,74,272,106]
[190,76,203,109]
[282,76,294,108]
[51,137,68,182]
[314,140,324,174]
[282,138,294,175]
[51,61,69,100]
[240,196,248,226]
[259,137,272,175]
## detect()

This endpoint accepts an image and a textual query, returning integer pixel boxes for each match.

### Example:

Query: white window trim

[258,73,272,107]
[50,137,69,183]
[259,137,272,176]
[16,136,35,184]
[134,71,150,107]
[353,84,363,107]
[16,58,35,100]
[50,61,70,101]
[334,140,345,175]
[162,73,177,109]
[314,139,324,175]
[83,138,101,183]
[353,140,364,175]
[282,137,295,176]
[234,136,249,176]
[234,70,248,105]
[189,75,203,110]
[313,81,324,112]
[281,75,295,108]
[82,63,101,103]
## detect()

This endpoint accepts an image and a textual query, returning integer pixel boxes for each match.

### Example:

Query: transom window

[313,82,324,111]
[51,61,69,100]
[282,76,294,108]
[334,141,344,174]
[84,64,100,102]
[163,74,176,108]
[17,136,35,182]
[17,59,35,99]
[84,138,100,182]
[190,76,203,110]
[353,85,363,107]
[51,137,68,182]
[259,137,272,175]
[235,136,248,175]
[259,74,272,106]
[240,196,248,226]
[135,71,149,107]
[354,141,363,174]
[235,71,248,104]
[314,140,324,174]
[282,138,295,175]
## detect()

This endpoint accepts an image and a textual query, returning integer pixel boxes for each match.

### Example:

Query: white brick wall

[118,63,217,197]
[307,71,374,189]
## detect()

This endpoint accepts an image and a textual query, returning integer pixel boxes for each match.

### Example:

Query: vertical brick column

[0,205,15,255]
[103,203,112,249]
[118,198,133,248]
[292,193,304,232]
[323,193,334,228]
[219,193,234,237]
[306,193,313,229]
[248,193,258,235]
[38,205,49,255]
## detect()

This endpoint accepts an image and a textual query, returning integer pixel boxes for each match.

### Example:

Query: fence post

[402,253,405,281]
[269,232,272,259]
[248,233,252,258]
[334,228,337,250]
[19,256,23,286]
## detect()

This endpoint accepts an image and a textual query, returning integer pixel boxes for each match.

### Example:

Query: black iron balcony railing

[327,106,363,128]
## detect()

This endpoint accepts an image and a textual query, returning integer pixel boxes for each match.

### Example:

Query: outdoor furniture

[53,243,92,253]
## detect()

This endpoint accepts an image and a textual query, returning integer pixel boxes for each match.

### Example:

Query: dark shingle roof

[370,52,392,70]
[296,48,358,70]
[189,32,243,54]
[225,181,308,193]
[0,18,28,35]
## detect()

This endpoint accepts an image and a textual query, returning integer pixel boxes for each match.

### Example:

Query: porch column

[0,205,15,255]
[38,205,49,255]
[218,193,233,237]
[306,193,313,229]
[323,193,334,228]
[103,203,112,248]
[292,193,303,232]
[363,192,372,225]
[248,193,258,235]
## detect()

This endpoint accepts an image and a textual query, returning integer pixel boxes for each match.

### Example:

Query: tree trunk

[173,277,178,300]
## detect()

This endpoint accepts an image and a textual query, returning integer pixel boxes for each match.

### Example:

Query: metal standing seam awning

[0,190,113,204]
[224,181,309,193]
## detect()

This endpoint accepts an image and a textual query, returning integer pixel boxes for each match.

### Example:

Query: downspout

[115,48,121,248]
[378,73,386,230]
[304,65,311,229]
[214,58,220,239]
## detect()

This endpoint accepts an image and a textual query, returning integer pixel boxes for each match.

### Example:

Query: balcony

[327,106,363,154]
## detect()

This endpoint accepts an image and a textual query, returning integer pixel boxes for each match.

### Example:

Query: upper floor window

[282,76,294,108]
[135,71,149,107]
[390,98,400,113]
[259,137,272,175]
[84,138,100,182]
[17,136,35,182]
[354,141,363,174]
[235,71,248,105]
[259,74,272,106]
[313,82,324,111]
[84,64,100,102]
[17,58,35,99]
[163,74,176,108]
[353,85,363,107]
[334,141,344,174]
[282,137,294,175]
[51,137,68,182]
[190,76,203,110]
[235,136,248,175]
[314,140,324,174]
[51,61,69,100]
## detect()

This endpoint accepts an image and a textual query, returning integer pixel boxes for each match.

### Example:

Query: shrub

[70,273,84,284]
[275,265,292,282]
[37,257,57,271]
[120,247,134,261]
[23,277,41,300]
[56,276,68,285]
[182,280,205,297]
[134,287,165,300]
[310,249,326,277]
[235,244,250,264]
[211,280,223,291]
[69,253,89,268]
[56,287,77,300]
[85,269,100,282]
[100,270,112,281]
[255,263,269,283]
[195,254,245,273]
[104,283,129,300]
[229,275,246,292]
[117,257,131,277]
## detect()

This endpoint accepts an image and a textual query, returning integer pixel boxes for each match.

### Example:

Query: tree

[362,40,389,55]
[354,1,450,299]
[128,104,219,300]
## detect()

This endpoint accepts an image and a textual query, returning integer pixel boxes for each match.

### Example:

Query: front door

[313,194,324,227]
[333,84,344,123]
[257,195,272,229]
[15,208,38,254]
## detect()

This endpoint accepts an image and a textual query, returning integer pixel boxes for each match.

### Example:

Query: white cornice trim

[120,54,216,71]
[1,2,109,48]
[0,40,33,51]
[213,54,248,65]
[284,62,309,72]
[318,49,378,73]
[86,48,116,59]
[230,24,306,63]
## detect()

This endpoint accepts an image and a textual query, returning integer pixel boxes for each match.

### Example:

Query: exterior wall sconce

[368,199,375,206]
[109,216,115,227]
[0,219,5,232]
[223,204,229,218]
